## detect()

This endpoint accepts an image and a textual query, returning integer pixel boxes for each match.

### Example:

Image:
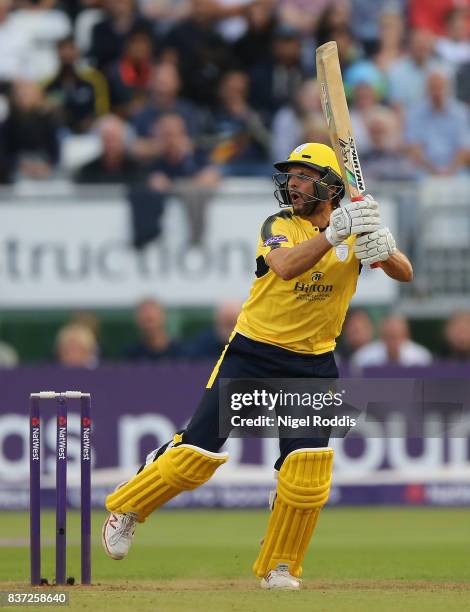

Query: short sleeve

[258,214,295,256]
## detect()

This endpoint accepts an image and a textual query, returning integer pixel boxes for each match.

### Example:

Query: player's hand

[325,195,381,246]
[353,227,397,266]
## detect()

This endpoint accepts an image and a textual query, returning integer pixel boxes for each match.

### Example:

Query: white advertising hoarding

[0,185,397,308]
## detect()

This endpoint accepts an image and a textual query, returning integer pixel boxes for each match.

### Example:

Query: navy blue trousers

[181,333,338,470]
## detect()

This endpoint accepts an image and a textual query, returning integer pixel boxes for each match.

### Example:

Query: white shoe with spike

[102,510,138,560]
[102,481,138,560]
[260,565,301,590]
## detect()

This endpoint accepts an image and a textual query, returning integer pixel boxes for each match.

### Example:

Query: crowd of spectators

[44,304,470,368]
[335,308,470,370]
[1,300,469,368]
[57,297,244,365]
[42,303,470,368]
[0,0,469,188]
[0,1,468,368]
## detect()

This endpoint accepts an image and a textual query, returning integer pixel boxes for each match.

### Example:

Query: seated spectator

[148,113,217,180]
[405,68,470,176]
[55,323,99,368]
[409,0,470,36]
[361,106,417,182]
[350,314,432,370]
[435,7,470,68]
[387,28,438,113]
[350,0,389,56]
[271,78,322,161]
[44,36,109,133]
[336,309,374,362]
[278,0,332,36]
[88,0,155,71]
[350,82,380,155]
[315,1,351,45]
[373,7,405,72]
[0,0,34,82]
[334,26,363,71]
[345,59,388,100]
[161,0,233,106]
[345,62,388,154]
[125,298,182,361]
[214,0,257,42]
[208,70,270,175]
[75,114,143,183]
[131,61,203,158]
[106,28,155,116]
[0,336,18,367]
[145,0,251,40]
[249,23,306,122]
[183,300,242,359]
[69,310,102,359]
[147,113,220,243]
[300,113,330,146]
[7,0,71,80]
[232,0,277,69]
[128,64,208,248]
[132,88,216,247]
[442,311,470,361]
[3,80,60,180]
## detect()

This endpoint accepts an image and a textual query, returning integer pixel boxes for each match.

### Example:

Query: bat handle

[351,195,380,269]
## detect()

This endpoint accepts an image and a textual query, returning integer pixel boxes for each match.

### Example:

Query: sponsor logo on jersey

[335,244,349,262]
[263,235,288,247]
[293,279,333,302]
[294,282,333,294]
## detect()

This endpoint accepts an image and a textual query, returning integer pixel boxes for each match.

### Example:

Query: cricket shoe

[102,481,138,560]
[102,510,138,560]
[260,566,301,590]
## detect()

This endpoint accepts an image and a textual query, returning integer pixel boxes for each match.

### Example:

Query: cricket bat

[316,40,365,200]
[316,41,379,267]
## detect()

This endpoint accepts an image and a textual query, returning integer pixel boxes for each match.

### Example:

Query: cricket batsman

[103,143,413,589]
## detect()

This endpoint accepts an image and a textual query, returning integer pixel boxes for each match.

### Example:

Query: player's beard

[290,192,320,217]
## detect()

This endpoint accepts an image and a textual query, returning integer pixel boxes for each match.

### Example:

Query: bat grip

[351,195,380,269]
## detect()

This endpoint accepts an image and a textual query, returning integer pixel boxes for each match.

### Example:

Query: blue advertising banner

[1,363,470,508]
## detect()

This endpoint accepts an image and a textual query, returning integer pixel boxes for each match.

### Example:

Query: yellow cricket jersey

[235,209,360,355]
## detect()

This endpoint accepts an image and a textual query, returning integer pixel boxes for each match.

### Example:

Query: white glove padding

[325,195,382,246]
[353,227,397,266]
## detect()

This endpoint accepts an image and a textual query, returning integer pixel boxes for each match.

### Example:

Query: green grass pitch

[1,508,469,611]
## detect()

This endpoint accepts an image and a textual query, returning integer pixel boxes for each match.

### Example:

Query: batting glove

[353,227,397,266]
[325,195,382,246]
